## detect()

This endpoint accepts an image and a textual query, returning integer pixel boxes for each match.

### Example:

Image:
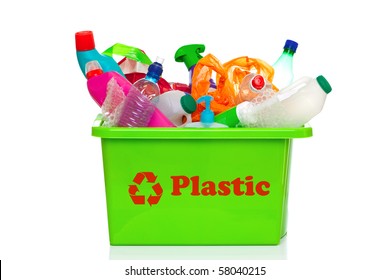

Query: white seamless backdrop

[0,1,389,279]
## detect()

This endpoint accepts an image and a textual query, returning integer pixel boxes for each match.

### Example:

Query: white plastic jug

[155,90,197,127]
[237,75,332,127]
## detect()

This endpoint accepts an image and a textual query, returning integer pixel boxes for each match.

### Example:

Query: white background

[1,0,389,279]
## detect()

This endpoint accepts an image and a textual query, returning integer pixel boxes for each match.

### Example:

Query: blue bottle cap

[284,40,298,53]
[146,57,164,81]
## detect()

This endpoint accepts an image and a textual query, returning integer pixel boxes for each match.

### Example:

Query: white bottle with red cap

[236,73,276,104]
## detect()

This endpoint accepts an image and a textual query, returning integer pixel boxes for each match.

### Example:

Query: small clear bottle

[132,57,164,104]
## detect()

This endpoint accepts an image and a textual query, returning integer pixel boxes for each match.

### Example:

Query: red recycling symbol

[128,172,163,206]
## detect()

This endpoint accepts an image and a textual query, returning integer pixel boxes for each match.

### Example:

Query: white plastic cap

[155,56,165,65]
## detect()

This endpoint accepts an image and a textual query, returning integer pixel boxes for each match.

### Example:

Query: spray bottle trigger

[174,44,206,70]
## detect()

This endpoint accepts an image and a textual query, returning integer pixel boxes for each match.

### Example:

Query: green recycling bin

[92,115,312,245]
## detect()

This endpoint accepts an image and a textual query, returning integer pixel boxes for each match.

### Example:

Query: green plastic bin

[92,115,312,245]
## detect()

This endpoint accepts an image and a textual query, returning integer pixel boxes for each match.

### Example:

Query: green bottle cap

[316,75,332,94]
[174,44,206,70]
[214,107,239,128]
[180,94,197,114]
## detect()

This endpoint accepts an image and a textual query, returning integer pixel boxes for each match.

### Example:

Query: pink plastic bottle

[114,85,175,128]
[87,60,174,127]
[86,60,131,107]
[148,109,176,127]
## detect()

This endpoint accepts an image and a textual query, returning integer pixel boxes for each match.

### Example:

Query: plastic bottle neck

[86,69,103,79]
[145,75,159,84]
[77,48,99,54]
[144,59,163,84]
[282,48,296,56]
[274,49,295,66]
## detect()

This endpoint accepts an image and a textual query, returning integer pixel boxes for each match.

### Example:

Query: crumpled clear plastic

[101,77,126,127]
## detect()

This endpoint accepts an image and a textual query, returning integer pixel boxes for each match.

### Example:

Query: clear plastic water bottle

[100,57,175,128]
[133,57,164,103]
[215,75,332,128]
[237,73,276,104]
[272,39,298,90]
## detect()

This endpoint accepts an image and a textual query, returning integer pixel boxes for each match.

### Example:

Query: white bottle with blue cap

[185,96,228,128]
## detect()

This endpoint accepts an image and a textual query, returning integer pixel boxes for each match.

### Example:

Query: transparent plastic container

[133,57,164,103]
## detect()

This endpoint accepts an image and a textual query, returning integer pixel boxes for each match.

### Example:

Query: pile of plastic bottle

[76,31,332,128]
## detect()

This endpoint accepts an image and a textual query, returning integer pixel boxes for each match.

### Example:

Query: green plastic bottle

[272,40,298,90]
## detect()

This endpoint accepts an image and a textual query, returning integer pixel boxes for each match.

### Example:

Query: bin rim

[92,114,313,139]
